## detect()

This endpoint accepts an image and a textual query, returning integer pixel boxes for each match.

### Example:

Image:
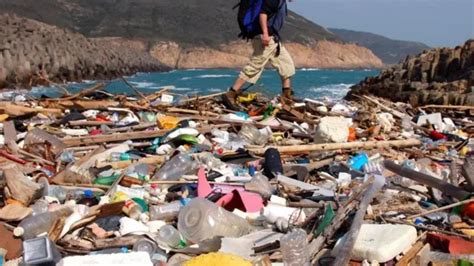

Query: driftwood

[249,138,422,155]
[95,155,166,169]
[61,129,168,146]
[383,160,470,200]
[0,102,62,117]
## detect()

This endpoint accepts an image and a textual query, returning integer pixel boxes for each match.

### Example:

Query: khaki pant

[239,36,295,84]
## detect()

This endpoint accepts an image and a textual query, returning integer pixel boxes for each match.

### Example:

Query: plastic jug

[177,198,252,243]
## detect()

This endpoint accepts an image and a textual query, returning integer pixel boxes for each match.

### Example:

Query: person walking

[223,0,295,110]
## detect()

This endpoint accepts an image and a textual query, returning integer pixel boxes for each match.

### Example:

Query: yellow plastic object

[460,146,470,156]
[157,116,180,129]
[0,114,8,122]
[184,252,251,266]
[110,192,129,203]
[238,93,257,103]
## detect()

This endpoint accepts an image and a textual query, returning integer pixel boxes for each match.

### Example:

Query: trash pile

[0,83,473,266]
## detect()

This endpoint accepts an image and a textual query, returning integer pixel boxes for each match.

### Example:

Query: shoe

[221,88,242,111]
[281,87,294,104]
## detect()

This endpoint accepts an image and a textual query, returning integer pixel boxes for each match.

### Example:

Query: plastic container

[123,200,143,220]
[158,224,186,248]
[238,125,269,145]
[23,236,62,265]
[332,224,417,263]
[348,153,369,171]
[149,199,189,221]
[14,207,73,239]
[177,198,252,243]
[24,128,67,156]
[152,154,196,181]
[280,229,310,266]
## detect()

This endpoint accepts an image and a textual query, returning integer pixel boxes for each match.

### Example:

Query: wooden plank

[61,129,168,146]
[249,138,422,155]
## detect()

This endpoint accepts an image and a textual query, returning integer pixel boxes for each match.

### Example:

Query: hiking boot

[222,88,242,111]
[281,87,294,104]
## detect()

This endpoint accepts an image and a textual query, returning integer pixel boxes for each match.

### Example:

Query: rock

[0,14,169,88]
[347,39,474,106]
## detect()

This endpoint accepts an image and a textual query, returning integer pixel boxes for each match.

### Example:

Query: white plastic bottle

[158,224,185,248]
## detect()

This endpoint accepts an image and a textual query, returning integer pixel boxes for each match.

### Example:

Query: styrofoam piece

[58,251,153,266]
[332,224,417,263]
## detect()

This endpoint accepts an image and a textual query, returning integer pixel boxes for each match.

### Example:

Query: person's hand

[262,34,271,47]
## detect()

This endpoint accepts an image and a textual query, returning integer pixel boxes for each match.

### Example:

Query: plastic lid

[84,190,94,198]
[13,227,24,237]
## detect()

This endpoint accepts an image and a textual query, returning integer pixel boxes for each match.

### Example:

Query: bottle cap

[13,227,24,237]
[84,190,94,198]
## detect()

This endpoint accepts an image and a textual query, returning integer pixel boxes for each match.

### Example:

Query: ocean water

[31,68,378,100]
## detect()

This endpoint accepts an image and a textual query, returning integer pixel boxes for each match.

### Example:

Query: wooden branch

[61,129,168,146]
[0,102,62,117]
[406,198,474,220]
[249,138,422,155]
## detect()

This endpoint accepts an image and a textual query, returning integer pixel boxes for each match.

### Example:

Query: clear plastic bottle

[109,152,142,162]
[152,154,196,181]
[149,199,189,221]
[14,207,73,239]
[158,225,185,248]
[177,198,252,243]
[238,125,269,145]
[31,199,49,216]
[280,229,310,266]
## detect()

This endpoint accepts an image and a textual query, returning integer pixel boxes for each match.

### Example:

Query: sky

[289,0,474,47]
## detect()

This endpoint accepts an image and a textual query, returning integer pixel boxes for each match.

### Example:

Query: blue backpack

[235,0,287,40]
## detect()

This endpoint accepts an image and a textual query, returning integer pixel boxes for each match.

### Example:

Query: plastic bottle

[132,238,158,258]
[280,229,310,266]
[238,125,269,145]
[109,152,141,162]
[152,154,196,181]
[177,198,252,243]
[122,200,143,220]
[157,225,186,248]
[14,207,73,239]
[77,190,99,206]
[149,199,189,221]
[31,199,49,216]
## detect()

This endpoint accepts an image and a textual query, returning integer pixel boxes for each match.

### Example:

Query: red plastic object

[0,149,27,164]
[430,130,448,140]
[426,232,474,254]
[462,201,474,219]
[89,129,102,135]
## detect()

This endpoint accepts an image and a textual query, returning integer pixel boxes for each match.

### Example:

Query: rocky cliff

[149,40,383,69]
[347,40,474,106]
[0,14,168,88]
[0,0,384,70]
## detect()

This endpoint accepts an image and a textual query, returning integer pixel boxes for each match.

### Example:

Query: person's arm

[259,13,271,46]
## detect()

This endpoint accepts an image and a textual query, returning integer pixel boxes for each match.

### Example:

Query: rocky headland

[347,40,474,106]
[0,14,168,88]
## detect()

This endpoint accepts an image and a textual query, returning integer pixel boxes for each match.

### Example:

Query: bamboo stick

[249,138,422,155]
[61,129,168,146]
[406,198,474,220]
[95,155,166,169]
